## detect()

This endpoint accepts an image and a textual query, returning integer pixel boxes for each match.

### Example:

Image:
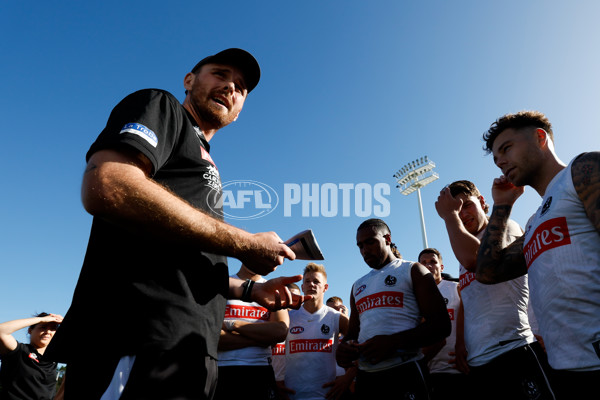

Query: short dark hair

[448,180,489,214]
[418,248,442,263]
[358,219,401,257]
[357,218,391,235]
[483,110,553,153]
[28,312,50,333]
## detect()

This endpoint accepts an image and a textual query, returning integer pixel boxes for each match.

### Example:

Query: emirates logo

[355,291,404,313]
[524,217,571,268]
[289,338,333,353]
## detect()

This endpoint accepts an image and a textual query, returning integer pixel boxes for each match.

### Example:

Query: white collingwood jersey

[459,220,534,367]
[218,275,272,366]
[523,155,600,371]
[353,259,422,372]
[284,305,341,400]
[428,279,460,374]
[271,341,286,381]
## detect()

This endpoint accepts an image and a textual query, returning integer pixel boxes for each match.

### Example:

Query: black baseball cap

[191,48,261,93]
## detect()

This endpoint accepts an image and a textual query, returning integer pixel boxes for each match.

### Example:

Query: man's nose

[495,155,506,169]
[224,81,235,93]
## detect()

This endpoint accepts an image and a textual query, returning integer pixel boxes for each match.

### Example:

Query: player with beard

[477,110,600,399]
[336,219,450,400]
[45,48,309,400]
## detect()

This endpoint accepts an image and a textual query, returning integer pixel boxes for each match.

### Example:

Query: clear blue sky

[2,1,599,345]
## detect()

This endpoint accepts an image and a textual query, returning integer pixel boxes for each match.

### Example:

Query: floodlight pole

[393,156,439,250]
[416,187,428,249]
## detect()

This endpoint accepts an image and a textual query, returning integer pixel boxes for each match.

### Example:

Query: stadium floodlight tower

[393,156,439,249]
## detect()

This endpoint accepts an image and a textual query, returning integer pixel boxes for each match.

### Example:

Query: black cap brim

[191,48,261,93]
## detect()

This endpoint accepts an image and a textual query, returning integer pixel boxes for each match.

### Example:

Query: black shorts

[213,365,276,400]
[355,361,430,400]
[549,367,600,400]
[65,337,218,400]
[468,342,556,400]
[427,372,474,400]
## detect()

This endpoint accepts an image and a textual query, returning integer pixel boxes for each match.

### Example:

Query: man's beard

[196,103,233,130]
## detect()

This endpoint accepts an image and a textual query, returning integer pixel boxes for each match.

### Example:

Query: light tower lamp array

[393,156,439,248]
[393,156,439,195]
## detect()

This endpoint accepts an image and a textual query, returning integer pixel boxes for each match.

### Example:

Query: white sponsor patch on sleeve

[120,123,158,147]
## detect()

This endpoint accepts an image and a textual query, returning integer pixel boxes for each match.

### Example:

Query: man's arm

[229,276,310,312]
[421,339,446,364]
[435,188,481,270]
[218,309,289,351]
[336,291,360,368]
[82,149,295,275]
[54,372,65,400]
[338,312,350,337]
[322,365,357,400]
[357,264,451,365]
[476,204,528,283]
[475,175,528,283]
[571,152,600,233]
[403,263,451,347]
[454,291,469,374]
[343,292,360,342]
[218,328,257,351]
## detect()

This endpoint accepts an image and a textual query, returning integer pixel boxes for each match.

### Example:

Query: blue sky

[2,1,599,345]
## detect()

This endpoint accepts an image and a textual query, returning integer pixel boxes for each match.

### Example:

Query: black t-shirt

[47,89,229,362]
[0,343,57,400]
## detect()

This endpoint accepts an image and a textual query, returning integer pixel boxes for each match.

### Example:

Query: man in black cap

[46,48,308,399]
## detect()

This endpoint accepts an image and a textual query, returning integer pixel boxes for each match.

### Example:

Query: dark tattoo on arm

[572,152,600,233]
[476,205,527,283]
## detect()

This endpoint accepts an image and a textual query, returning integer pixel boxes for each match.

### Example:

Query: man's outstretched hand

[252,275,311,311]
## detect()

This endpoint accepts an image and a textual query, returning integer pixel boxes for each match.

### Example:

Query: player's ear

[183,72,195,92]
[383,233,391,245]
[478,195,486,209]
[536,128,549,147]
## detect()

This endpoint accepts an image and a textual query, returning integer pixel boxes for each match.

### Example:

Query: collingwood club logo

[541,196,552,216]
[384,275,397,286]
